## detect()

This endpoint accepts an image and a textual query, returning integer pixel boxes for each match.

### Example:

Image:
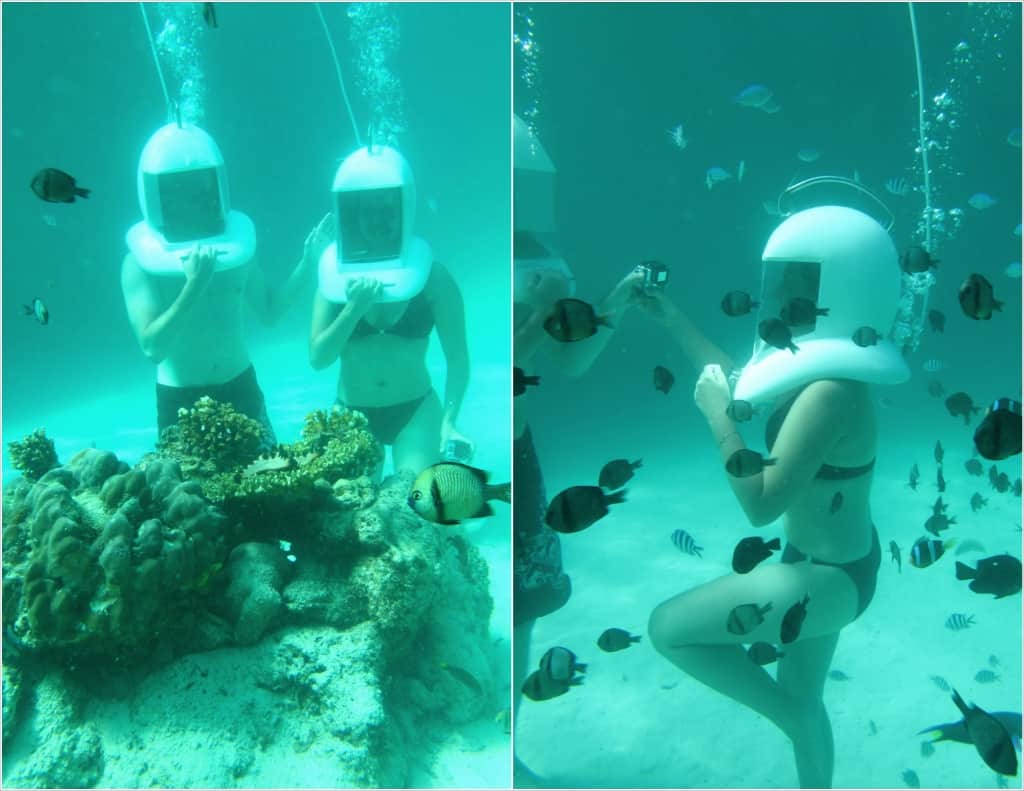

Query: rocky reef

[1,407,501,787]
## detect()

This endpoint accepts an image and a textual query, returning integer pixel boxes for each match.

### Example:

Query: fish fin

[788,342,800,354]
[818,308,831,316]
[575,662,588,673]
[439,518,461,526]
[763,457,779,467]
[630,635,642,643]
[472,502,496,518]
[485,482,511,503]
[950,689,970,718]
[954,562,975,581]
[632,459,643,469]
[569,677,585,686]
[74,187,91,199]
[766,537,782,550]
[994,300,1004,312]
[916,727,945,742]
[598,315,615,329]
[605,489,627,505]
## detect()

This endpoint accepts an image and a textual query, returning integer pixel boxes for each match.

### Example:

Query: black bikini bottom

[344,392,430,446]
[781,525,881,619]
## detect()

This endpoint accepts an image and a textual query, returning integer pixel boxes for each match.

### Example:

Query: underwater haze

[3,2,511,788]
[515,3,1021,789]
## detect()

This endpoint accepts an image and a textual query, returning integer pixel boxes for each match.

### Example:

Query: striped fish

[945,613,975,631]
[671,529,703,558]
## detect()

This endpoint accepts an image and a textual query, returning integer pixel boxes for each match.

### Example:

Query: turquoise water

[3,2,510,787]
[515,3,1021,788]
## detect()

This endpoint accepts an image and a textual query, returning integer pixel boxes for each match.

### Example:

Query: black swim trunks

[514,426,571,626]
[344,391,432,446]
[156,364,277,450]
[781,525,882,618]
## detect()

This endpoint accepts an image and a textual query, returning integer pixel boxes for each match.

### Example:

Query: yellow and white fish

[409,462,510,525]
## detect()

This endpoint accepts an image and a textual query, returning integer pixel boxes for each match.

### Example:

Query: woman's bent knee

[648,601,689,654]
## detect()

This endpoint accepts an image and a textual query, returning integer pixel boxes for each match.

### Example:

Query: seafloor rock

[220,542,293,645]
[2,663,23,744]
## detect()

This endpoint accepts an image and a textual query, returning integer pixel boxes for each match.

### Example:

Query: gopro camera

[637,260,669,290]
[443,439,473,464]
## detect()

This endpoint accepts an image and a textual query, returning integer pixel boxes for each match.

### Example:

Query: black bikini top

[765,388,876,480]
[351,289,435,339]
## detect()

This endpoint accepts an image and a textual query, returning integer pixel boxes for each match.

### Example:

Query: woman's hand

[694,363,733,421]
[440,422,475,459]
[602,267,648,315]
[303,212,335,267]
[634,287,682,326]
[344,277,383,317]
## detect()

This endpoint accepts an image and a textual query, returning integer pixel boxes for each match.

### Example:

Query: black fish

[945,392,980,425]
[725,449,777,478]
[949,688,1018,776]
[934,441,944,465]
[994,472,1011,493]
[900,245,939,274]
[851,326,880,347]
[988,465,1000,489]
[671,528,703,557]
[539,646,587,684]
[513,367,540,396]
[726,602,772,635]
[919,711,1022,749]
[927,380,945,398]
[654,365,675,394]
[909,463,920,490]
[747,642,784,665]
[955,554,1022,599]
[932,496,948,515]
[780,593,810,644]
[889,540,902,574]
[598,458,642,490]
[827,669,851,681]
[758,318,799,354]
[721,290,759,316]
[958,274,1004,321]
[936,467,946,493]
[910,537,953,568]
[973,398,1022,461]
[902,768,921,788]
[597,628,641,652]
[203,2,218,28]
[732,536,781,574]
[925,513,956,536]
[964,458,984,476]
[927,309,946,333]
[543,298,612,342]
[23,297,49,325]
[545,485,626,533]
[1014,479,1022,497]
[30,168,91,203]
[780,297,829,326]
[521,669,571,701]
[726,400,755,422]
[441,663,483,694]
[829,492,843,514]
[970,493,988,512]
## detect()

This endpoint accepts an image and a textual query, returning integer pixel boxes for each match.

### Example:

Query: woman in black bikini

[642,206,908,788]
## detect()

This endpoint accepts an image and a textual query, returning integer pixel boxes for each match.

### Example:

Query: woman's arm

[430,263,470,434]
[247,216,330,325]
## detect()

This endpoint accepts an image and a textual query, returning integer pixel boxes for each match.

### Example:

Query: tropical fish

[667,123,687,150]
[929,675,951,692]
[919,710,1021,749]
[944,613,975,631]
[908,464,920,490]
[890,540,902,573]
[747,642,784,665]
[539,646,587,685]
[928,381,946,399]
[967,192,997,210]
[721,290,760,316]
[545,485,626,534]
[885,177,910,196]
[780,297,828,326]
[725,449,777,478]
[970,493,988,512]
[927,310,945,333]
[901,769,920,788]
[734,83,774,108]
[671,528,703,558]
[654,365,675,394]
[732,536,781,574]
[758,318,799,354]
[909,537,955,568]
[900,245,939,274]
[955,554,1022,598]
[827,669,851,681]
[797,147,820,163]
[945,392,980,424]
[958,274,1003,320]
[23,297,49,325]
[514,367,540,396]
[409,463,510,525]
[544,298,612,342]
[851,326,880,347]
[30,168,91,203]
[726,602,772,635]
[203,3,218,28]
[726,400,755,422]
[829,492,843,514]
[973,398,1023,461]
[920,740,935,758]
[441,663,483,694]
[931,496,948,515]
[706,166,733,190]
[598,459,641,490]
[965,458,983,476]
[922,359,945,373]
[949,688,1018,776]
[596,628,641,653]
[780,593,810,644]
[936,467,946,493]
[974,670,999,684]
[521,669,571,702]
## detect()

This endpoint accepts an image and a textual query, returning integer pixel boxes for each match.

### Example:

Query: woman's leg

[648,561,857,788]
[391,392,443,476]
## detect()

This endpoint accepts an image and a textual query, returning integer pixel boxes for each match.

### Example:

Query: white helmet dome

[733,205,910,405]
[318,145,431,304]
[513,115,575,302]
[127,122,255,274]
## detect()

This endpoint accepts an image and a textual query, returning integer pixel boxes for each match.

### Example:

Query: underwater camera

[443,439,473,464]
[636,260,669,290]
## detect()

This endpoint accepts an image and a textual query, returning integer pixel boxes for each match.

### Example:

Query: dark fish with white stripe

[408,463,510,525]
[721,290,759,316]
[597,628,641,653]
[545,485,626,533]
[726,449,777,478]
[598,458,642,490]
[544,298,612,342]
[726,602,772,635]
[31,168,91,203]
[758,318,799,354]
[732,536,781,574]
[910,537,955,568]
[958,273,1004,321]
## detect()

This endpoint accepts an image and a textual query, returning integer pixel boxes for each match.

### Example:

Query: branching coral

[158,396,263,474]
[8,429,59,482]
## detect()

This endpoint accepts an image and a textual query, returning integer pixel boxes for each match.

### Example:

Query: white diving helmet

[733,205,911,406]
[318,145,431,304]
[513,114,575,304]
[126,123,255,275]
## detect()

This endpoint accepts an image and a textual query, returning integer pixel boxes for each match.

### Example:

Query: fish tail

[766,537,782,550]
[575,662,588,673]
[485,482,512,503]
[762,457,779,467]
[950,688,969,717]
[605,489,627,505]
[954,561,975,580]
[75,187,91,199]
[818,308,830,316]
[788,342,800,354]
[632,459,643,469]
[598,315,615,329]
[994,300,1004,312]
[916,727,946,742]
[631,635,642,643]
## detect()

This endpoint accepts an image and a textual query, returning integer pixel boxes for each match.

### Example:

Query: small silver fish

[944,613,975,631]
[667,124,687,150]
[929,674,951,692]
[671,529,703,558]
[974,669,999,683]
